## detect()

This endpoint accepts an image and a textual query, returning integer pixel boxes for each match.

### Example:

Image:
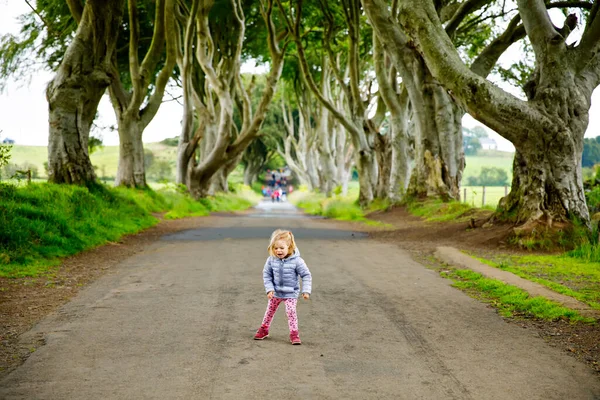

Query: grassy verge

[289,190,388,225]
[405,198,492,222]
[0,182,258,278]
[405,196,600,319]
[472,253,600,311]
[440,267,595,323]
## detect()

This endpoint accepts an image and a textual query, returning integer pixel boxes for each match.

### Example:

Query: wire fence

[461,186,509,208]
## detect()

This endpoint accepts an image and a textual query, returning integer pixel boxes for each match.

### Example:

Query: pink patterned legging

[261,297,298,332]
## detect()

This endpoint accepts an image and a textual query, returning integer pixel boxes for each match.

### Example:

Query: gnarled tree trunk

[373,34,412,201]
[408,63,463,200]
[186,0,285,199]
[47,0,125,185]
[364,0,597,228]
[114,114,146,187]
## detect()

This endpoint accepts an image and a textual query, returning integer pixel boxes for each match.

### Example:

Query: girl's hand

[302,293,310,300]
[267,291,274,299]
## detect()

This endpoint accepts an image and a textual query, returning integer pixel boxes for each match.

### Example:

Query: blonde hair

[268,229,296,257]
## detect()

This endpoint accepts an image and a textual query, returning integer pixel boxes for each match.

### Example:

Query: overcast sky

[1,2,599,153]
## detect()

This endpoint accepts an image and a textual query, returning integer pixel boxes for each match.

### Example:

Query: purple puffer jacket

[262,248,312,299]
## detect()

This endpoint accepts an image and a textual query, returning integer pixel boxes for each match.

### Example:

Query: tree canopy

[4,0,600,232]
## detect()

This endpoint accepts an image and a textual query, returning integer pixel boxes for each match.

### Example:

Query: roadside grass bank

[471,253,600,312]
[289,189,389,225]
[401,197,600,320]
[405,198,494,222]
[0,182,259,278]
[437,265,595,323]
[423,255,600,374]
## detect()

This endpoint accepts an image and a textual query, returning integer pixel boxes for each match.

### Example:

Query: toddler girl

[254,229,312,345]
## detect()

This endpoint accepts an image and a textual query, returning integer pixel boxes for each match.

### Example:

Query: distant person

[254,230,312,345]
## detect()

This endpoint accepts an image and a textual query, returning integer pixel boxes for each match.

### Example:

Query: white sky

[0,2,599,153]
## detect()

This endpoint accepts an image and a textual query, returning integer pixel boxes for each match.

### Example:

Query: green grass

[289,188,388,225]
[405,198,487,222]
[441,268,595,323]
[473,253,600,311]
[8,143,178,179]
[0,182,258,278]
[461,186,508,207]
[8,146,48,175]
[462,152,514,184]
[567,241,600,263]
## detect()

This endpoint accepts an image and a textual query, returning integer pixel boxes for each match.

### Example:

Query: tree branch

[470,14,525,77]
[578,2,600,65]
[318,0,352,107]
[516,0,559,59]
[373,34,402,116]
[140,0,178,129]
[276,0,366,144]
[139,0,167,83]
[231,0,285,154]
[128,0,142,103]
[342,0,365,117]
[65,0,84,24]
[445,0,493,38]
[365,0,543,144]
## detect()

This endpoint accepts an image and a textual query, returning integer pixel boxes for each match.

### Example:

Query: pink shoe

[290,331,302,345]
[254,326,269,340]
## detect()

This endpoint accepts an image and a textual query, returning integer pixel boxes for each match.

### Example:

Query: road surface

[1,201,599,399]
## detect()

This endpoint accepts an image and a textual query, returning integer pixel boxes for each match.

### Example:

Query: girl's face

[273,240,290,259]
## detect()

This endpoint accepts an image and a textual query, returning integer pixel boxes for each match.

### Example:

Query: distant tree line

[466,167,508,187]
[463,126,489,156]
[583,137,600,168]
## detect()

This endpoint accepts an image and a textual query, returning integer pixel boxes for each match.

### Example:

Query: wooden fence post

[482,186,486,207]
[504,185,508,196]
[463,188,467,203]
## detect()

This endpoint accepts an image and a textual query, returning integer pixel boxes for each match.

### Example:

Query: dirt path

[1,202,599,399]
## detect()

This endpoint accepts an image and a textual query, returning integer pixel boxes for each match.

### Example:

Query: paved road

[1,201,599,399]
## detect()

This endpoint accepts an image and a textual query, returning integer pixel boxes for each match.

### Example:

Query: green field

[462,151,514,183]
[462,186,508,207]
[8,142,178,179]
[6,145,515,195]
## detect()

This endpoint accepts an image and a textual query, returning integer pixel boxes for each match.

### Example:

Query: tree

[373,35,411,201]
[88,136,104,155]
[363,0,597,230]
[471,126,489,138]
[278,0,381,205]
[467,167,508,186]
[365,1,527,202]
[1,0,175,188]
[46,0,125,185]
[464,136,482,156]
[0,142,13,178]
[463,127,482,155]
[278,86,320,190]
[241,138,272,186]
[109,0,177,188]
[175,0,287,197]
[147,160,173,181]
[582,137,600,168]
